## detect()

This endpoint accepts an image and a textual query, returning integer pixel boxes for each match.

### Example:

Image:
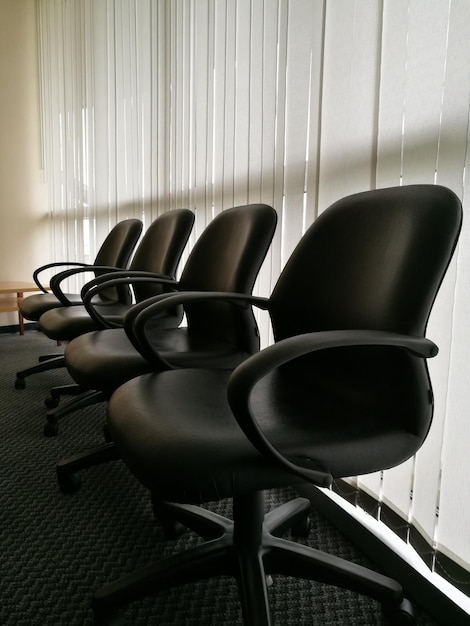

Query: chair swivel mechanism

[92,185,462,625]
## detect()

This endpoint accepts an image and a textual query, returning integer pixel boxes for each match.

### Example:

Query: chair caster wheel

[160,517,187,539]
[103,423,112,443]
[93,607,126,626]
[45,395,59,409]
[57,470,81,494]
[291,514,310,538]
[151,494,187,539]
[383,598,416,626]
[15,378,26,390]
[44,421,59,437]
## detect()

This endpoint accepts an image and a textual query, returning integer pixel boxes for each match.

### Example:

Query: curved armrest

[81,269,175,300]
[33,261,89,293]
[50,265,126,306]
[81,271,178,329]
[126,291,271,369]
[227,329,438,488]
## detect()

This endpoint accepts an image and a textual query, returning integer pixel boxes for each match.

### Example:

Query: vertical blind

[37,0,470,599]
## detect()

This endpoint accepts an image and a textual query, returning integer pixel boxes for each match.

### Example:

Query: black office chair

[92,185,462,626]
[38,209,195,342]
[48,203,277,444]
[31,209,195,414]
[15,218,143,389]
[20,218,143,321]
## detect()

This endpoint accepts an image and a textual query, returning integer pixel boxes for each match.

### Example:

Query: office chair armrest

[50,265,127,306]
[227,329,438,488]
[80,269,174,296]
[126,291,271,369]
[33,261,89,293]
[81,271,178,329]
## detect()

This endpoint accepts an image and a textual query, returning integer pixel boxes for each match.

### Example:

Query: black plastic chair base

[44,390,106,436]
[56,442,120,493]
[15,354,65,389]
[45,383,88,408]
[92,493,413,626]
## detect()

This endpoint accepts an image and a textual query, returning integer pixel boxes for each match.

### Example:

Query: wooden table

[0,281,45,335]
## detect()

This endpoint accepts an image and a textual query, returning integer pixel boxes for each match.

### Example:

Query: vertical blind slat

[281,0,318,261]
[318,0,381,211]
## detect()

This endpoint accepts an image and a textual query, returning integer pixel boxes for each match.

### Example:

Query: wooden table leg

[17,291,25,335]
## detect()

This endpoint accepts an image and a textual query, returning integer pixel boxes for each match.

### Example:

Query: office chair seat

[92,184,462,626]
[65,327,251,394]
[38,302,133,341]
[107,365,424,504]
[20,292,83,320]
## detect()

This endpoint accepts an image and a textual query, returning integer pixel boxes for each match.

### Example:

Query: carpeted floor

[0,330,439,625]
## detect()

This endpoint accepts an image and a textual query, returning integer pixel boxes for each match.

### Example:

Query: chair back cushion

[130,209,194,302]
[270,185,461,339]
[94,218,143,303]
[179,204,277,355]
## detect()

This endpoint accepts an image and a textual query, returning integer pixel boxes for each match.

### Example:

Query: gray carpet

[0,330,439,625]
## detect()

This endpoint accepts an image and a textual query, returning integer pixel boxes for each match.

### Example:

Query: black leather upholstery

[14,212,194,393]
[19,219,143,321]
[48,203,276,441]
[64,204,277,392]
[38,209,195,341]
[93,185,462,625]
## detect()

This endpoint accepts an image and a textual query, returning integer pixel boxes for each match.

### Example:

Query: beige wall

[0,0,50,326]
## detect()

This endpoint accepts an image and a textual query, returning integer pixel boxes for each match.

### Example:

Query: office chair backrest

[92,218,143,303]
[270,185,461,339]
[178,204,277,354]
[129,209,194,303]
[268,185,461,446]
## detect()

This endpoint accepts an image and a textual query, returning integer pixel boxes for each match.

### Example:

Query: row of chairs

[18,205,277,433]
[16,186,462,625]
[16,210,195,389]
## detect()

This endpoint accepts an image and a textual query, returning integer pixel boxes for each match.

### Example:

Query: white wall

[0,0,50,326]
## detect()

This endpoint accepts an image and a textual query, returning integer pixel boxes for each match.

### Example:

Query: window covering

[37,0,470,601]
